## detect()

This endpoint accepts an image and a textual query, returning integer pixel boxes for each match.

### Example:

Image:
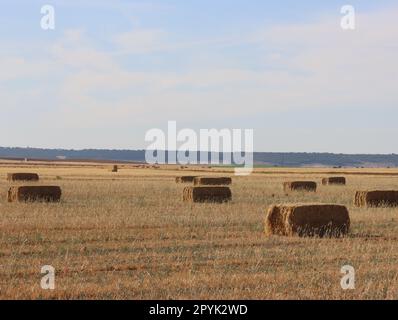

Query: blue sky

[1,0,397,153]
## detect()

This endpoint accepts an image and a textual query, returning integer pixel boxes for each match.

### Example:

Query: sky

[0,0,397,153]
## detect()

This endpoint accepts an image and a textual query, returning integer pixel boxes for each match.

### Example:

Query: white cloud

[113,28,169,54]
[0,57,54,82]
[51,29,117,71]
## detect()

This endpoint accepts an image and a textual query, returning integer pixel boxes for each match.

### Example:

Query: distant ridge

[0,147,397,168]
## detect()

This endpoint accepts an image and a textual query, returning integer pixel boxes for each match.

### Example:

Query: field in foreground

[1,161,398,299]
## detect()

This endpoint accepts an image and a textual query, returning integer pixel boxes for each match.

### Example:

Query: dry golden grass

[1,161,398,299]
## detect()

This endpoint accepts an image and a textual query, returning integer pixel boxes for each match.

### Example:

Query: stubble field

[1,161,398,299]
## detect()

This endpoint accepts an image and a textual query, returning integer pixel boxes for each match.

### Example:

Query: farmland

[1,160,398,299]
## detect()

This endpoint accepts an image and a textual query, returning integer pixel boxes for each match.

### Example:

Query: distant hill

[0,147,397,168]
[0,147,145,162]
[253,152,398,168]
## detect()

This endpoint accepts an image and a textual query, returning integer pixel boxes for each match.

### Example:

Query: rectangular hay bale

[283,181,317,192]
[7,173,39,182]
[322,177,346,185]
[354,190,398,207]
[8,186,62,203]
[193,177,232,186]
[265,204,350,237]
[183,186,232,203]
[176,176,197,183]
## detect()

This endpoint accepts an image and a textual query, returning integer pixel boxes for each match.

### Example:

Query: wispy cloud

[1,2,398,151]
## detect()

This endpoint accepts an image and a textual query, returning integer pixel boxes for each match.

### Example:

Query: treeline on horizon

[0,147,397,167]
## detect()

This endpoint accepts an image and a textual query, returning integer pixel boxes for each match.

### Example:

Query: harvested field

[183,186,232,203]
[283,181,317,192]
[354,190,398,208]
[1,161,398,299]
[7,173,39,182]
[265,204,350,237]
[322,177,346,185]
[7,186,62,202]
[193,177,232,186]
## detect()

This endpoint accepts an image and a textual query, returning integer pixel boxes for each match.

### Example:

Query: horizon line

[0,146,397,156]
